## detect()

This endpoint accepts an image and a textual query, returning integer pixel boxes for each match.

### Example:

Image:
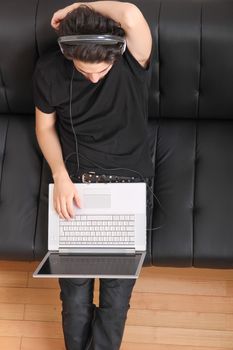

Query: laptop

[33,182,147,279]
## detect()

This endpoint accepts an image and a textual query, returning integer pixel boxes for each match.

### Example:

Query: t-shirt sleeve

[123,40,155,83]
[33,62,55,114]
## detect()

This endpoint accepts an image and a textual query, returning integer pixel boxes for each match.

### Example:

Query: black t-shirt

[33,44,154,178]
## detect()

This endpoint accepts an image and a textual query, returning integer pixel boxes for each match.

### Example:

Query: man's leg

[59,278,96,350]
[87,278,136,350]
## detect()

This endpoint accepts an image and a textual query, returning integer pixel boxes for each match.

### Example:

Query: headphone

[58,34,166,231]
[58,34,127,55]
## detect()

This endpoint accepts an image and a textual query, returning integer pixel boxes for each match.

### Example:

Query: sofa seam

[192,1,203,266]
[151,0,162,266]
[34,0,40,57]
[0,66,11,114]
[0,117,10,202]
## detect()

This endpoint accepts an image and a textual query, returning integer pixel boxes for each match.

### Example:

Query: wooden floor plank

[130,292,233,313]
[0,261,37,272]
[226,281,233,297]
[0,320,63,338]
[27,276,59,289]
[133,276,227,296]
[21,337,65,350]
[0,271,28,288]
[0,303,24,320]
[0,287,60,305]
[24,305,61,322]
[0,336,21,350]
[140,266,233,281]
[127,309,231,330]
[123,326,233,348]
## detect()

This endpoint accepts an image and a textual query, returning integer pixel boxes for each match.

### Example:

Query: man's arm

[35,107,81,219]
[35,107,69,180]
[121,3,153,69]
[51,1,152,68]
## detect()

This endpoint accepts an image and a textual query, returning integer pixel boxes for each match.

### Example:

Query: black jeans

[59,277,136,350]
[59,177,154,350]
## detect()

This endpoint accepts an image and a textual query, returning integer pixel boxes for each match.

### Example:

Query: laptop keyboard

[59,215,135,246]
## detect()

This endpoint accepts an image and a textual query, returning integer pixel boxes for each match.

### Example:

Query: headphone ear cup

[121,41,127,54]
[58,39,63,54]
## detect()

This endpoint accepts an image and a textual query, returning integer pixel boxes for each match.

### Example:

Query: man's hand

[51,3,79,29]
[53,174,82,220]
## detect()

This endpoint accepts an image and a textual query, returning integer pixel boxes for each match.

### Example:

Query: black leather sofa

[1,0,233,268]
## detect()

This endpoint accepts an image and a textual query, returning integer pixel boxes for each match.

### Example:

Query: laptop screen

[37,252,142,276]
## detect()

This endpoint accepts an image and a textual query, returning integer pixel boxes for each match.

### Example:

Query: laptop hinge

[58,247,136,255]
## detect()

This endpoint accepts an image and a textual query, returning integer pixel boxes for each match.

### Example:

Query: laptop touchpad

[84,194,111,208]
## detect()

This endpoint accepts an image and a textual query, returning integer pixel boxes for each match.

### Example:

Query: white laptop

[33,182,147,279]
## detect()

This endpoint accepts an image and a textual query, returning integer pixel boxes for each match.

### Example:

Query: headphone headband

[58,34,126,55]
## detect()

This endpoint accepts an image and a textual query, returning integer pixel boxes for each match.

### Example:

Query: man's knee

[59,278,95,306]
[99,278,136,309]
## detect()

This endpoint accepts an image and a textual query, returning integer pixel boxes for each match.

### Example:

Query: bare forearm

[36,127,69,180]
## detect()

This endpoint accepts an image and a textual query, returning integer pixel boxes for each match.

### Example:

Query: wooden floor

[0,260,232,350]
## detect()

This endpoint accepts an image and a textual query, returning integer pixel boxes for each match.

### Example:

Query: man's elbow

[123,3,144,28]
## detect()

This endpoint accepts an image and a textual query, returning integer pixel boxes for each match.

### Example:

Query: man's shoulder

[121,43,154,82]
[35,50,65,75]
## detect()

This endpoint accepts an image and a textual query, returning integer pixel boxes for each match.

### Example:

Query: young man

[33,2,154,349]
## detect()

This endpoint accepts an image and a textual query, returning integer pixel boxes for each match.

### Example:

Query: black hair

[57,4,126,63]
